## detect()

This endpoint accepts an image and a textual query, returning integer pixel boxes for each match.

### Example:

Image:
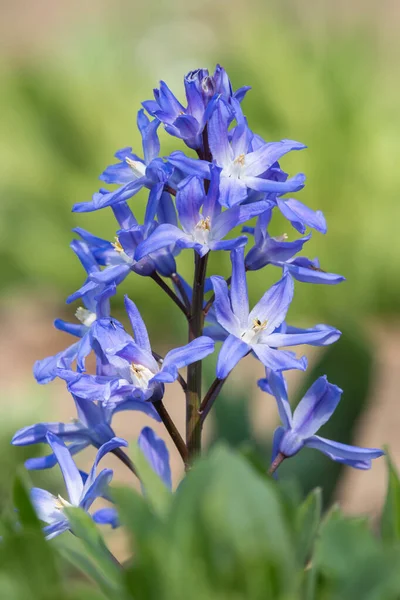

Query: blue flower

[73,191,180,289]
[210,246,341,378]
[34,238,117,384]
[259,371,384,470]
[73,110,172,213]
[12,394,160,470]
[30,433,127,539]
[244,209,344,284]
[135,166,271,259]
[61,295,215,405]
[138,426,172,490]
[168,97,306,208]
[142,65,250,152]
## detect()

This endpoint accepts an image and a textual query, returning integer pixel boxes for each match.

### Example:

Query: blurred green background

[1,0,399,519]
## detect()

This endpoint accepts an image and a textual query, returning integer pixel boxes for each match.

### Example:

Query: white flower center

[75,307,96,327]
[193,216,211,245]
[129,363,154,390]
[224,153,246,179]
[125,156,147,178]
[112,237,134,265]
[241,318,267,345]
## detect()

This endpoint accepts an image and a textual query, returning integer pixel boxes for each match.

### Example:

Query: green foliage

[2,445,400,599]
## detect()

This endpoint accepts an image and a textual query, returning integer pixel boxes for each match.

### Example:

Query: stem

[111,447,138,477]
[186,253,208,465]
[171,272,191,313]
[268,452,286,476]
[199,377,226,423]
[151,272,190,318]
[203,275,232,316]
[164,184,176,197]
[153,400,188,466]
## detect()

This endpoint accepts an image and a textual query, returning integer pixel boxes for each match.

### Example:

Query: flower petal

[252,344,307,372]
[244,173,306,195]
[230,246,249,329]
[244,140,306,178]
[258,371,292,429]
[305,435,384,469]
[292,376,342,438]
[249,274,294,334]
[216,334,250,379]
[263,324,341,348]
[46,432,84,506]
[277,198,327,234]
[124,296,152,353]
[210,276,241,336]
[138,426,172,490]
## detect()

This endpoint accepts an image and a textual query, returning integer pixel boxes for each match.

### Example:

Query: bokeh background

[1,0,400,539]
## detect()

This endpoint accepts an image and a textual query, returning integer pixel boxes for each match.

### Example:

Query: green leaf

[13,472,41,530]
[64,508,122,595]
[130,442,171,516]
[381,449,400,544]
[112,485,159,545]
[296,487,322,565]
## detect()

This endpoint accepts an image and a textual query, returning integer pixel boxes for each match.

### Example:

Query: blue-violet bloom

[260,371,384,470]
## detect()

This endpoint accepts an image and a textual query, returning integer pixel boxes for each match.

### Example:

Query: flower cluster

[13,65,383,539]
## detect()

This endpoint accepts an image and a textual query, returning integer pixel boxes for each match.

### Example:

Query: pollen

[252,318,267,332]
[112,237,124,253]
[234,153,246,166]
[197,216,211,231]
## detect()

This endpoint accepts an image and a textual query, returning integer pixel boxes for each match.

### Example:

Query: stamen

[75,307,96,327]
[234,153,246,166]
[112,236,124,253]
[125,156,146,178]
[252,318,267,331]
[55,494,72,510]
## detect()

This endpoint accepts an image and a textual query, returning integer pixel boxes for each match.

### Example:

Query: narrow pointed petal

[135,224,190,260]
[244,173,306,195]
[216,334,250,379]
[168,151,210,178]
[263,324,341,348]
[258,371,292,428]
[162,336,215,372]
[90,264,131,286]
[244,140,306,178]
[82,437,128,501]
[208,99,234,166]
[54,320,87,338]
[92,507,119,528]
[277,198,327,234]
[249,274,294,334]
[209,237,248,253]
[70,239,99,275]
[305,435,384,469]
[252,344,307,372]
[46,432,84,506]
[211,200,271,241]
[34,343,80,384]
[230,246,249,329]
[210,275,241,335]
[286,258,345,284]
[124,296,151,353]
[12,422,85,446]
[291,376,342,437]
[176,176,203,233]
[81,469,113,511]
[138,426,172,490]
